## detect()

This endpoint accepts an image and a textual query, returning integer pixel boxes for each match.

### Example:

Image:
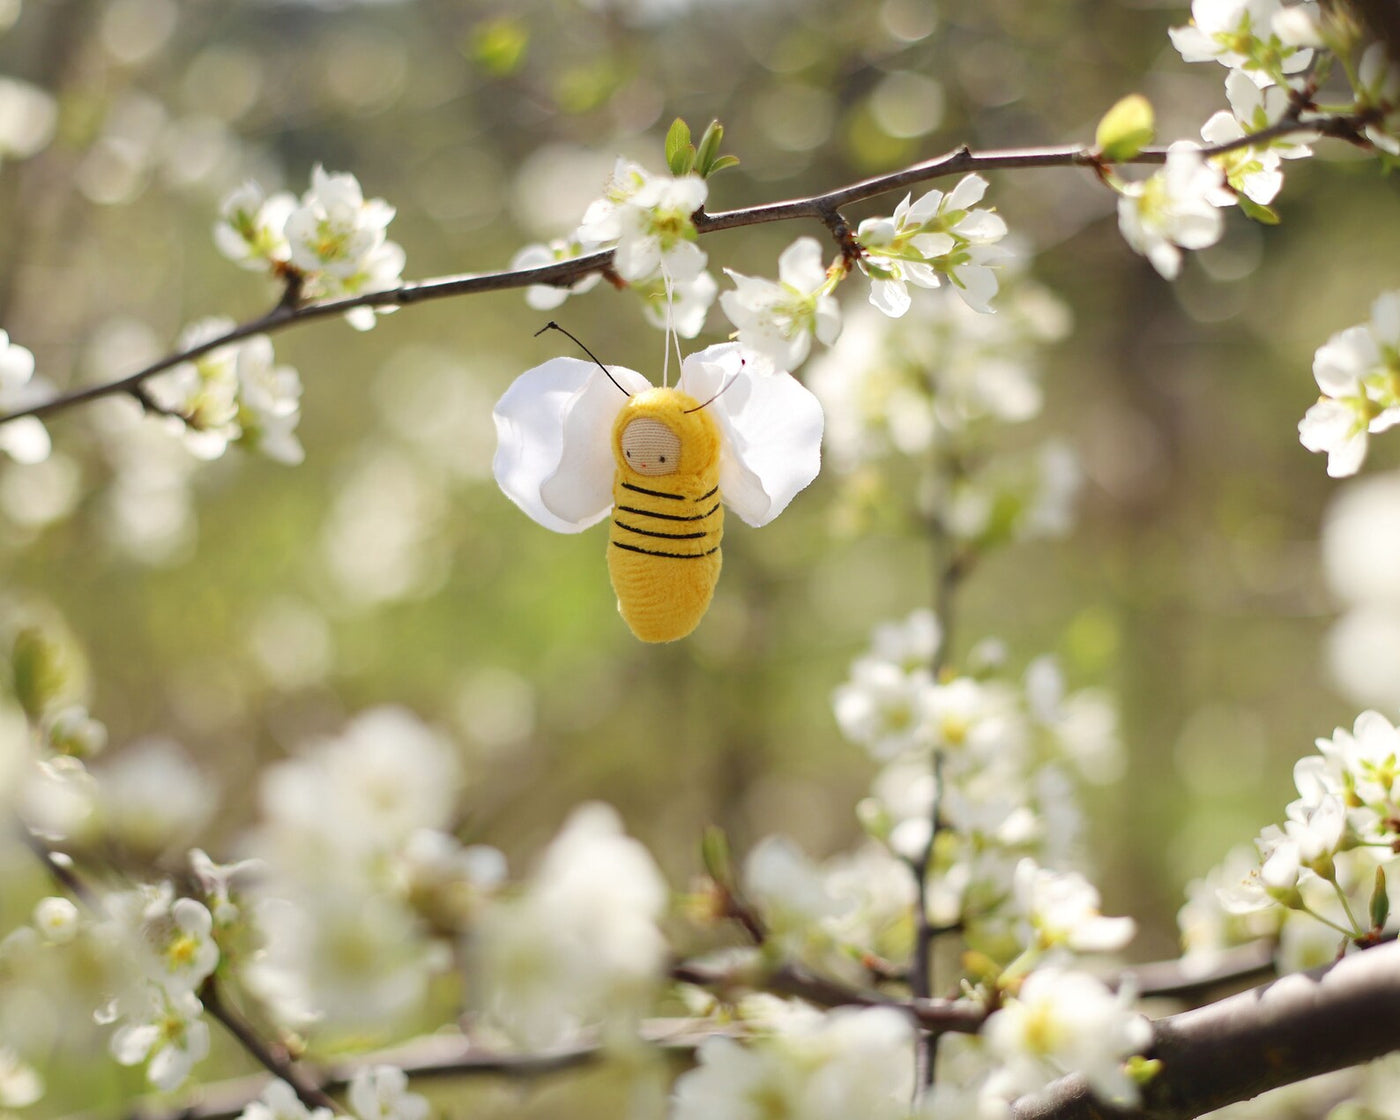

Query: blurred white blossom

[0,77,57,162]
[0,1048,42,1108]
[1013,859,1136,953]
[32,896,79,945]
[509,237,602,310]
[236,1078,334,1120]
[672,1007,915,1120]
[1356,43,1400,155]
[146,318,303,463]
[348,1066,429,1120]
[108,986,209,1091]
[720,237,841,372]
[0,330,51,464]
[470,802,667,1048]
[982,968,1152,1110]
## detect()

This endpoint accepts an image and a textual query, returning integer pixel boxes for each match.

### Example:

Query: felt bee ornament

[493,337,824,642]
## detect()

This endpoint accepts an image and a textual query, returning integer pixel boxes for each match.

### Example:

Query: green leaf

[1237,194,1281,225]
[695,119,723,175]
[700,825,733,884]
[1371,866,1390,931]
[1096,94,1155,162]
[12,628,76,722]
[705,153,741,176]
[666,117,695,176]
[468,17,529,77]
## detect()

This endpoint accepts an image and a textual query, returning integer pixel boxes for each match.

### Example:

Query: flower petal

[493,358,648,533]
[541,364,652,524]
[680,344,824,527]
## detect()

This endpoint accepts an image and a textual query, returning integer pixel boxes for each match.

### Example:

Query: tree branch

[197,980,339,1114]
[1012,940,1400,1120]
[0,118,1349,431]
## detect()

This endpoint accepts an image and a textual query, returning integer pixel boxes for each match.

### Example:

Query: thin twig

[0,117,1353,431]
[18,826,96,906]
[197,980,339,1114]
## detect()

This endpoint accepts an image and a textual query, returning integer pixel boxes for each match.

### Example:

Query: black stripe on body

[613,519,707,541]
[622,481,687,501]
[696,486,718,501]
[616,503,721,523]
[611,540,721,560]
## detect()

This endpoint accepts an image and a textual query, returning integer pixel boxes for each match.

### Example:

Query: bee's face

[620,417,681,476]
[612,388,720,478]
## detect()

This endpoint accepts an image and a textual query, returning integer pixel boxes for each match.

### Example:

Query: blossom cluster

[514,151,1012,380]
[1111,0,1328,278]
[215,166,405,331]
[678,609,1147,1114]
[146,318,305,464]
[852,174,1008,317]
[1207,708,1400,957]
[829,610,1124,951]
[515,157,717,338]
[807,273,1077,546]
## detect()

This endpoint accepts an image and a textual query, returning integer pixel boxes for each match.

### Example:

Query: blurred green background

[0,0,1390,993]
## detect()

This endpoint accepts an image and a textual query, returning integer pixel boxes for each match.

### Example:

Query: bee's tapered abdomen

[608,477,723,642]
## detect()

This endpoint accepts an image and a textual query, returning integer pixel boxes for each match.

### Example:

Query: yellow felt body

[607,388,724,643]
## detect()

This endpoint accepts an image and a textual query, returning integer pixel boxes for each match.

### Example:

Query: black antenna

[683,359,745,413]
[535,321,629,396]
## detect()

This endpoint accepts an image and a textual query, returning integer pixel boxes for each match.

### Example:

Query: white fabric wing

[493,357,649,533]
[681,343,824,528]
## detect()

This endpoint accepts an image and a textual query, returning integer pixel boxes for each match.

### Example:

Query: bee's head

[613,387,720,478]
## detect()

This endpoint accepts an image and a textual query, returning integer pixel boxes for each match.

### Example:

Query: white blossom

[103,883,220,994]
[1116,142,1229,279]
[0,330,51,464]
[235,334,304,464]
[720,237,842,372]
[509,238,603,310]
[1299,292,1400,477]
[348,1066,429,1120]
[833,654,936,760]
[0,1048,43,1108]
[855,174,1009,317]
[574,159,707,283]
[470,803,668,1048]
[214,181,296,271]
[672,1007,915,1120]
[743,835,852,952]
[236,1078,334,1120]
[1013,859,1136,953]
[0,77,57,162]
[286,165,395,280]
[1168,0,1316,87]
[109,986,210,1091]
[33,895,79,944]
[1356,43,1400,155]
[982,968,1152,1110]
[638,268,717,338]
